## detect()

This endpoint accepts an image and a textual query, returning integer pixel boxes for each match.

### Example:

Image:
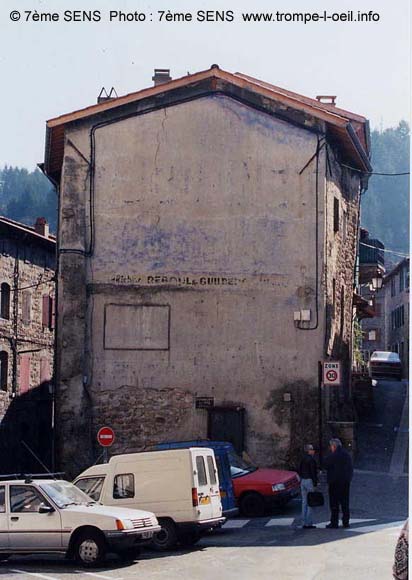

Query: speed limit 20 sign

[323,362,341,385]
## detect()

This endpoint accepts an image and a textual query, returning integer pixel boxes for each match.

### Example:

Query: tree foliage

[0,166,57,232]
[361,121,410,256]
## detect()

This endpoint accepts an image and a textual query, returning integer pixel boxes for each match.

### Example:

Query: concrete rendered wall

[57,95,335,474]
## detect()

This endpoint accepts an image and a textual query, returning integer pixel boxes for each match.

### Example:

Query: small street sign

[97,426,115,447]
[195,397,214,409]
[323,361,341,386]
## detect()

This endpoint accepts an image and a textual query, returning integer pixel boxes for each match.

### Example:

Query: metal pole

[318,361,323,465]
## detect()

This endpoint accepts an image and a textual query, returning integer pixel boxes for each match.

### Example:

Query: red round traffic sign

[326,370,338,382]
[97,426,115,447]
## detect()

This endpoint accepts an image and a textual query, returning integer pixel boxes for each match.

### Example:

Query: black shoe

[343,523,350,528]
[303,525,317,529]
[326,523,339,529]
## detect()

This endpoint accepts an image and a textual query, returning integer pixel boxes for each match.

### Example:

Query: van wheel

[0,554,10,562]
[73,530,106,567]
[240,492,265,517]
[178,530,201,547]
[152,519,178,551]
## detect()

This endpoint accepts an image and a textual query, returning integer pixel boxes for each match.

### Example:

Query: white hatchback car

[0,478,161,566]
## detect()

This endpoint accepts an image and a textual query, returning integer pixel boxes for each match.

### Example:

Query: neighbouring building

[43,66,371,475]
[383,258,409,376]
[0,216,56,473]
[358,229,386,365]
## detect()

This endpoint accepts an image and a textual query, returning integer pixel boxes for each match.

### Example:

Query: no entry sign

[97,426,115,447]
[323,362,341,386]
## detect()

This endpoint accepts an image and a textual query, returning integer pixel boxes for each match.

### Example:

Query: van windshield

[228,451,257,478]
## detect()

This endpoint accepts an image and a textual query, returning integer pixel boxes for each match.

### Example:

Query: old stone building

[383,258,409,376]
[0,216,56,473]
[43,66,371,475]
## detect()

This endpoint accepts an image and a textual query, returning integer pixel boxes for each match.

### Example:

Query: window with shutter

[19,354,31,394]
[333,198,339,233]
[50,297,55,329]
[0,351,8,391]
[42,295,50,328]
[22,291,31,324]
[40,358,51,383]
[0,283,10,320]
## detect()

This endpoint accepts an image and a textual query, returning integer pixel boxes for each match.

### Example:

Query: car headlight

[272,483,286,492]
[116,519,134,530]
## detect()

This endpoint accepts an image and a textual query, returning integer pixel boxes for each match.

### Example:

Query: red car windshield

[228,450,258,478]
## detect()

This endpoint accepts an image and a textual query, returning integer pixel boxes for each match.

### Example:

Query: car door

[9,484,62,550]
[193,452,214,520]
[0,485,9,550]
[205,454,223,519]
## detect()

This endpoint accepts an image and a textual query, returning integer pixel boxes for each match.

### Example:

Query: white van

[74,448,225,550]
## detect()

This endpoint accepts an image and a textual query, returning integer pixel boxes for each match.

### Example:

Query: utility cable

[341,163,409,176]
[359,241,409,258]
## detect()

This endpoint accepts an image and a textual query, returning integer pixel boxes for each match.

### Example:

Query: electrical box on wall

[301,310,311,322]
[293,311,301,321]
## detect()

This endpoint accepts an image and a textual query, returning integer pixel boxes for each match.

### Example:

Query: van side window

[113,474,135,499]
[0,486,5,512]
[196,457,207,486]
[75,477,104,501]
[207,456,217,485]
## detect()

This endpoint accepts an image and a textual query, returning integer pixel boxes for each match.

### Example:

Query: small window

[75,477,105,501]
[1,283,10,320]
[196,456,207,486]
[0,351,8,391]
[42,295,55,330]
[22,291,31,324]
[368,330,377,341]
[10,485,46,513]
[207,456,217,485]
[333,198,339,233]
[0,486,5,513]
[399,269,404,292]
[391,278,396,297]
[113,474,135,499]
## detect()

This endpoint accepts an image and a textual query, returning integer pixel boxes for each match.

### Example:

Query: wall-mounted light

[371,272,383,291]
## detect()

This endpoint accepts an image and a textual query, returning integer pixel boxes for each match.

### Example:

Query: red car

[229,451,300,517]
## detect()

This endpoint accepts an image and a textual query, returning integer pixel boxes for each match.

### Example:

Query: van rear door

[192,450,222,521]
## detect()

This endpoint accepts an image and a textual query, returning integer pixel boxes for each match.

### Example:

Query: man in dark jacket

[323,438,353,528]
[298,444,318,529]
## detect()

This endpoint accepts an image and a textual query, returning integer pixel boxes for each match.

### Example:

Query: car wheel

[240,492,266,517]
[0,554,10,562]
[73,530,106,567]
[152,519,178,551]
[178,530,201,547]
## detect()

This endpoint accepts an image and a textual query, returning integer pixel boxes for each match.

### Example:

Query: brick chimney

[34,217,49,238]
[152,69,172,86]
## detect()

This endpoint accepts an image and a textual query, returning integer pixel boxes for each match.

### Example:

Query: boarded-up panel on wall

[22,291,31,324]
[19,354,31,394]
[104,304,170,350]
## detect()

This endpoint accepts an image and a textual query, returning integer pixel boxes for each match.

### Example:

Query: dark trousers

[329,481,350,526]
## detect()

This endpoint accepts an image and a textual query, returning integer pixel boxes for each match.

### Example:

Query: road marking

[9,570,61,580]
[265,518,294,527]
[76,572,123,580]
[344,520,405,534]
[223,519,250,529]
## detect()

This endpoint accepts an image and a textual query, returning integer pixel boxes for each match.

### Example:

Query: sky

[0,0,410,169]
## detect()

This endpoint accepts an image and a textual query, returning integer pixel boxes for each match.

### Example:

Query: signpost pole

[318,361,323,465]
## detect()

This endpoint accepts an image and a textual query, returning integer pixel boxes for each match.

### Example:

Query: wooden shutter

[19,354,31,394]
[40,358,51,383]
[22,291,31,324]
[50,297,55,330]
[42,295,50,327]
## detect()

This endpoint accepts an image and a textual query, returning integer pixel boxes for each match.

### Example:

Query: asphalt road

[0,379,407,580]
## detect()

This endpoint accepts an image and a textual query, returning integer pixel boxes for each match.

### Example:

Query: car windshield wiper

[61,501,80,507]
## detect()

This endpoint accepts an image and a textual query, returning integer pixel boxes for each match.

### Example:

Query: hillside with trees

[0,122,409,250]
[361,121,410,256]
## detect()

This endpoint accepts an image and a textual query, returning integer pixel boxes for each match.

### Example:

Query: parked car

[74,448,225,550]
[369,351,403,381]
[0,477,160,566]
[155,440,300,517]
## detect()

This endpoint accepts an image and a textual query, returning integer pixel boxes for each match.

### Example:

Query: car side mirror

[39,503,54,514]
